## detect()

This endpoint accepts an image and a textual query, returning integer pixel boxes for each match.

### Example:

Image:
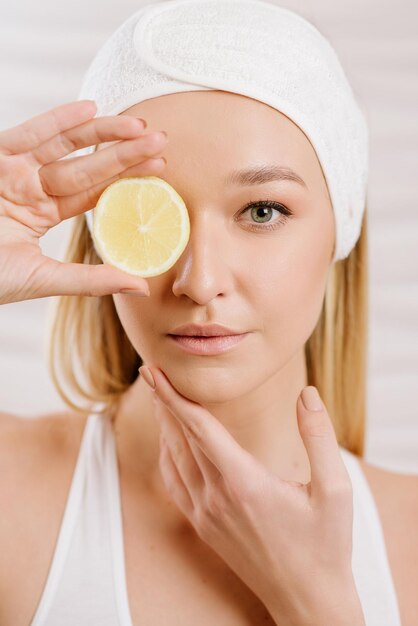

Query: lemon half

[92,176,190,277]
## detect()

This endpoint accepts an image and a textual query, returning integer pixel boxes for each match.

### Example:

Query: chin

[159,365,246,405]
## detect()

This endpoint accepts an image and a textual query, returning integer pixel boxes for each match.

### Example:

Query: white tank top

[29,412,402,626]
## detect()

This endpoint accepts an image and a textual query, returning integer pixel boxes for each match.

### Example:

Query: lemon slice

[92,176,190,277]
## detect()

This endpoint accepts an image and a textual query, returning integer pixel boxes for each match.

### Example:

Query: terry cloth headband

[77,0,369,263]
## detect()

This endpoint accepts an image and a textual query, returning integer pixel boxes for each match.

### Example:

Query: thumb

[297,386,348,500]
[38,258,150,298]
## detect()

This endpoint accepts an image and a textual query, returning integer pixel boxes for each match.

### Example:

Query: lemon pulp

[92,176,190,277]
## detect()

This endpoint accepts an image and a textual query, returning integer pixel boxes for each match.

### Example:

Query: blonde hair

[46,206,368,457]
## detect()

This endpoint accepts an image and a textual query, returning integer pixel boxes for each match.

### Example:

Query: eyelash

[237,200,293,231]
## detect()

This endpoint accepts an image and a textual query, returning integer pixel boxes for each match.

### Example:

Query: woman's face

[97,90,335,404]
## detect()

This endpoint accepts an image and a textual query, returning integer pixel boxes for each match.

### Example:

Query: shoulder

[0,410,89,528]
[0,411,88,619]
[356,455,418,535]
[0,409,88,535]
[0,409,88,473]
[343,452,418,542]
[356,456,418,625]
[356,455,418,516]
[0,410,88,510]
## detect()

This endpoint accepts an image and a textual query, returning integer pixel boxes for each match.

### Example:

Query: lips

[169,322,243,337]
[168,332,250,355]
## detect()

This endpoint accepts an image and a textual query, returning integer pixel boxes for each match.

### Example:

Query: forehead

[95,90,327,197]
[123,90,310,151]
[98,91,309,151]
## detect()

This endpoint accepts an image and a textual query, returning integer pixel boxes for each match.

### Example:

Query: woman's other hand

[0,99,168,305]
[139,365,366,626]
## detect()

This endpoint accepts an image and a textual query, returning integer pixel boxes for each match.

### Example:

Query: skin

[93,89,336,503]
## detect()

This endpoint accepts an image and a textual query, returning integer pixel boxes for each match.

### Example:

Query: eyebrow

[224,163,307,188]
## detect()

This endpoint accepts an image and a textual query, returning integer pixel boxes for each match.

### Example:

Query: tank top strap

[339,446,402,626]
[30,412,98,625]
[30,411,134,626]
[101,412,134,626]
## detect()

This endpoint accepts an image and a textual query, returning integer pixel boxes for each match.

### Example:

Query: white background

[0,0,417,472]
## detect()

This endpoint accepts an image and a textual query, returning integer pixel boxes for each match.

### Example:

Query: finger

[39,131,168,197]
[154,397,205,508]
[0,100,97,155]
[32,256,150,298]
[141,366,252,484]
[154,395,221,492]
[31,115,147,165]
[56,157,167,222]
[159,435,194,518]
[297,386,350,501]
[183,424,223,487]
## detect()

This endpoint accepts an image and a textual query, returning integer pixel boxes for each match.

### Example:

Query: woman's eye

[238,200,293,231]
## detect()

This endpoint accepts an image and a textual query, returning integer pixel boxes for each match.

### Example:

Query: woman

[0,1,416,625]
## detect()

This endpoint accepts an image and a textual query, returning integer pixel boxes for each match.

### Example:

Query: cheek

[112,294,156,356]
[252,239,329,356]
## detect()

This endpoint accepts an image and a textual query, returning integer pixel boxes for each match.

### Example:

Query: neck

[112,349,312,503]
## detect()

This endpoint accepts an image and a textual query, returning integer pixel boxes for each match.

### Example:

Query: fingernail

[301,386,323,411]
[139,366,156,390]
[118,288,150,296]
[137,117,147,128]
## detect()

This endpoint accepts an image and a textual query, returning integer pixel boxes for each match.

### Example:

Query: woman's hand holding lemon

[0,99,171,305]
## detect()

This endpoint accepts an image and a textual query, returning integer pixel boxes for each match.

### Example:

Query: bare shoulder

[355,455,418,556]
[357,455,418,516]
[0,410,87,604]
[0,408,88,515]
[357,455,418,626]
[0,409,88,476]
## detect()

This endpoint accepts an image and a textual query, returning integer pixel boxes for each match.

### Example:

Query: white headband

[78,0,369,263]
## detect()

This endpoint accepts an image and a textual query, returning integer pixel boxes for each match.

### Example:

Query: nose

[171,215,234,304]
